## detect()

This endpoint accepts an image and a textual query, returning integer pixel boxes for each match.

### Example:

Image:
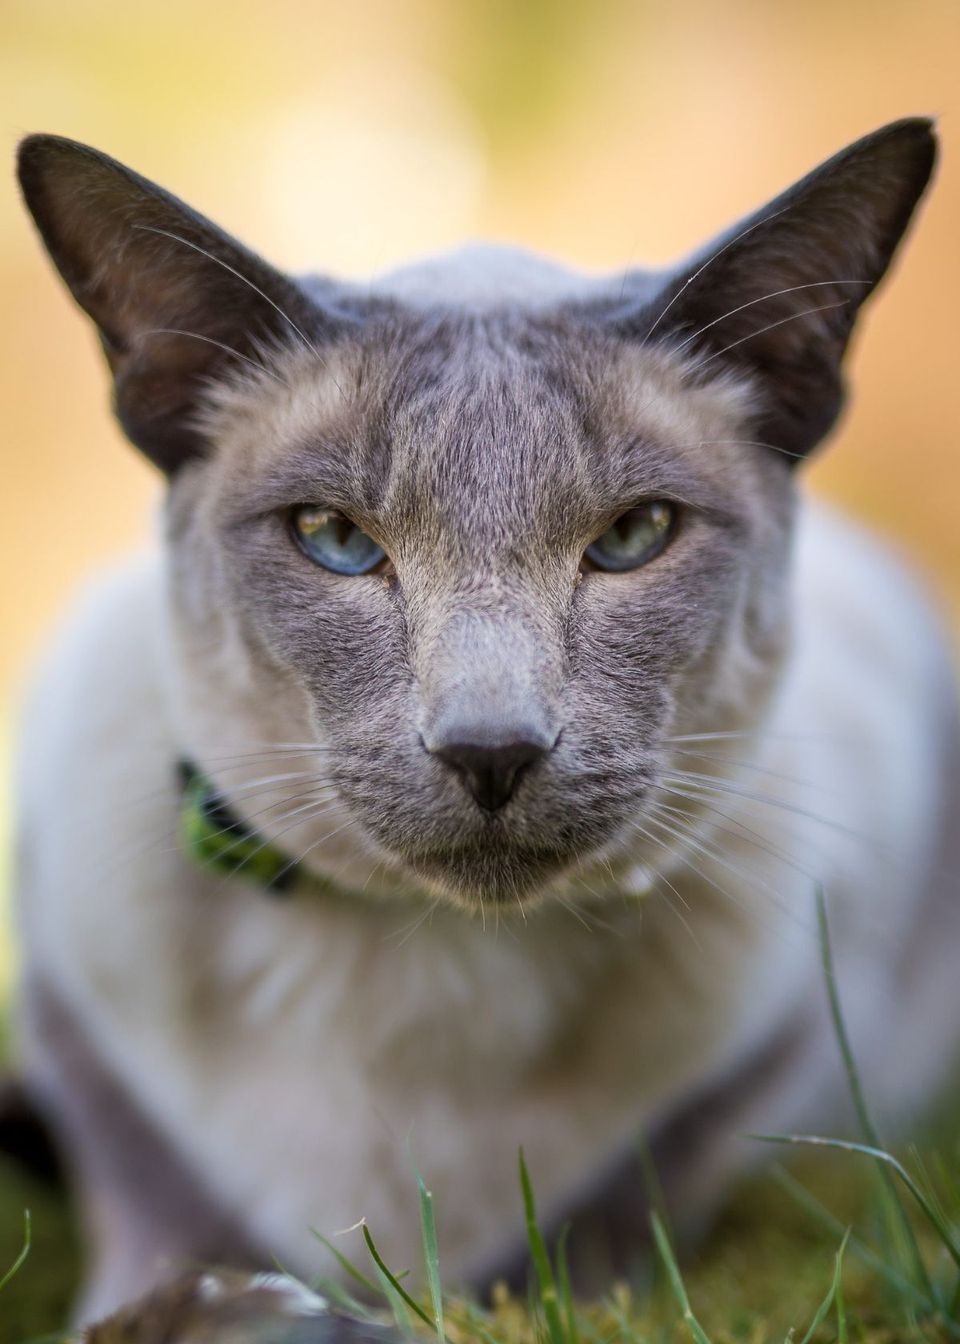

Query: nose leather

[432,738,549,812]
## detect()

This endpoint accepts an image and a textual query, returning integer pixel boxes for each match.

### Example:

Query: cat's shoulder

[792,496,954,699]
[19,552,168,798]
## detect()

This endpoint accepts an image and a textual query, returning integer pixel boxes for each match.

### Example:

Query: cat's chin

[404,845,575,908]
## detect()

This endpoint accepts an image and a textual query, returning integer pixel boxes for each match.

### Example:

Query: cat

[13,118,960,1326]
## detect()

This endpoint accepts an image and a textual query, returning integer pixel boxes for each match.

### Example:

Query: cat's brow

[223,441,390,521]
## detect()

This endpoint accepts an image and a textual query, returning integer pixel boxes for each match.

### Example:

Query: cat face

[166,309,791,902]
[17,121,936,904]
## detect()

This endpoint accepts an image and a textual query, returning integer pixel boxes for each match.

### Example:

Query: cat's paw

[82,1269,404,1344]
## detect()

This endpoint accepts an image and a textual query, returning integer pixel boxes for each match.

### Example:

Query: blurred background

[1,0,958,993]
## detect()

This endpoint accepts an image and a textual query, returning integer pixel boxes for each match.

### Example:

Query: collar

[178,760,343,899]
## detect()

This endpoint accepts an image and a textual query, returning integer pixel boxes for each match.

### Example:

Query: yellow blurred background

[2,0,959,990]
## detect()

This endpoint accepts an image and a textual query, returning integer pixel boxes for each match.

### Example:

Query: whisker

[636,435,809,463]
[643,803,811,932]
[275,817,362,884]
[683,300,851,377]
[562,891,627,936]
[208,797,351,894]
[92,756,339,828]
[209,770,323,797]
[193,743,335,762]
[667,729,844,747]
[673,280,870,353]
[626,820,702,948]
[652,795,821,887]
[386,898,442,949]
[181,783,341,853]
[557,894,597,932]
[635,813,774,935]
[662,770,866,841]
[132,225,339,385]
[362,860,385,894]
[642,206,790,343]
[141,328,288,385]
[147,786,341,874]
[571,854,605,905]
[668,747,831,792]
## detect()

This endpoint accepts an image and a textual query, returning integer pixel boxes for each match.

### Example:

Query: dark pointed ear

[17,134,341,473]
[616,118,937,462]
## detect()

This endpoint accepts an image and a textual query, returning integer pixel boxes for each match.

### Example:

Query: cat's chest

[61,859,797,1279]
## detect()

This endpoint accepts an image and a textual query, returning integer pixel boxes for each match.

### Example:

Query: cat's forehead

[202,304,757,539]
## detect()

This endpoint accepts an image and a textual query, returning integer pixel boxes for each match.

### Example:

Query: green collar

[179,760,343,898]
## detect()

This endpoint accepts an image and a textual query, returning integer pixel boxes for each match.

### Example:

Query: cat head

[17,121,936,907]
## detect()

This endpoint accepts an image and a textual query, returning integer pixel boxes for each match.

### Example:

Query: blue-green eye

[585,501,676,572]
[292,507,386,575]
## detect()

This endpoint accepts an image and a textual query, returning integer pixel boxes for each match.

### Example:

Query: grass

[3,889,960,1340]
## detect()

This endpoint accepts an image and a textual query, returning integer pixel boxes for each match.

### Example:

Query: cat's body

[13,122,960,1325]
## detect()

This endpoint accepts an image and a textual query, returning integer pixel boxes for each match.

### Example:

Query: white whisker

[652,795,820,887]
[642,207,790,343]
[141,327,288,385]
[668,747,830,792]
[643,803,811,932]
[132,225,339,385]
[673,279,869,354]
[662,769,865,840]
[684,300,851,377]
[626,819,701,948]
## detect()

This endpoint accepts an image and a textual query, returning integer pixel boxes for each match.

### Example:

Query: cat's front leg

[18,973,269,1326]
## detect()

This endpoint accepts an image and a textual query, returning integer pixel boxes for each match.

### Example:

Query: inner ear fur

[616,118,937,461]
[17,134,342,473]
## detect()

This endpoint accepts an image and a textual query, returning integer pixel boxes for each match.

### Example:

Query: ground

[3,1138,958,1343]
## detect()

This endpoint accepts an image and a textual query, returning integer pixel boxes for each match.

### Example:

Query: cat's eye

[291,506,386,575]
[584,501,676,572]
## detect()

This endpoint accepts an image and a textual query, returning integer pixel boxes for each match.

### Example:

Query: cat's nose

[429,734,553,812]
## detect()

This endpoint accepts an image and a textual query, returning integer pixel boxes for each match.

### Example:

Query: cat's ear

[617,118,937,462]
[17,134,340,473]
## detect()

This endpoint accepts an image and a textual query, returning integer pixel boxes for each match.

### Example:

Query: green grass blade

[601,1291,637,1344]
[457,1299,508,1344]
[770,1166,936,1313]
[555,1224,580,1344]
[0,1209,30,1293]
[362,1220,438,1333]
[413,1162,445,1344]
[797,1227,850,1344]
[313,1274,378,1317]
[311,1227,381,1297]
[636,1132,673,1246]
[518,1148,566,1344]
[650,1210,713,1344]
[816,888,933,1298]
[752,1134,960,1279]
[816,891,878,1150]
[372,1259,415,1336]
[828,1247,844,1344]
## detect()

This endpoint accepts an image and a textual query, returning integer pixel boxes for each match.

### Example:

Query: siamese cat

[14,118,960,1326]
